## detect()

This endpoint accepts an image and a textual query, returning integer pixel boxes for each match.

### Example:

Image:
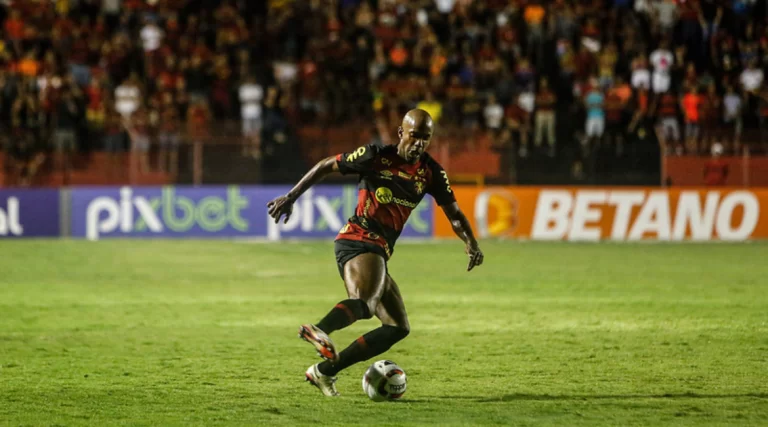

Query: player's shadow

[437,392,768,403]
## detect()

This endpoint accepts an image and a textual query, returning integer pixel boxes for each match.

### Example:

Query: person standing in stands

[703,142,728,186]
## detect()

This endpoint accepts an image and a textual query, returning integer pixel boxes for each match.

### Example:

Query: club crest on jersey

[414,181,425,195]
[375,187,394,204]
[417,168,426,176]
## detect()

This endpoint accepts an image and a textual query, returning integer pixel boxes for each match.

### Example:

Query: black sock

[315,299,371,334]
[317,325,409,376]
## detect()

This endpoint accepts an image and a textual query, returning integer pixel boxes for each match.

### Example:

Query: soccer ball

[362,360,407,401]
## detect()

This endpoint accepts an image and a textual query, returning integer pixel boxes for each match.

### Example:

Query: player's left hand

[466,244,484,272]
[267,194,295,224]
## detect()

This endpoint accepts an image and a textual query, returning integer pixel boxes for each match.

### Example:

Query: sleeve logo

[441,171,452,193]
[346,146,367,162]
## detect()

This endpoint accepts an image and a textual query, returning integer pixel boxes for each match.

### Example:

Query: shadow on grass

[432,392,768,403]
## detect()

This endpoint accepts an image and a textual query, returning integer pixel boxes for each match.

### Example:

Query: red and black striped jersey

[334,143,455,258]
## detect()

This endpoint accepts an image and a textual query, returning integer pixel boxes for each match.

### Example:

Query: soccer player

[267,109,484,396]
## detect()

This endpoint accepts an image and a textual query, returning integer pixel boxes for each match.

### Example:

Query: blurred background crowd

[1,0,767,186]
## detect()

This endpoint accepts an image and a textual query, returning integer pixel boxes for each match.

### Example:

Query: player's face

[399,127,432,164]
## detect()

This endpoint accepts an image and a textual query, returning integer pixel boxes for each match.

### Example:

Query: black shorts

[334,239,389,279]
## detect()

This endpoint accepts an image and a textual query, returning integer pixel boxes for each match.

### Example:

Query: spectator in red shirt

[534,78,556,156]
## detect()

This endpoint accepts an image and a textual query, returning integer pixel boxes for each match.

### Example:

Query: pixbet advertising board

[69,186,434,241]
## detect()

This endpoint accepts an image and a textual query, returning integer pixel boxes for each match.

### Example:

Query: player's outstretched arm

[441,202,484,271]
[266,156,340,224]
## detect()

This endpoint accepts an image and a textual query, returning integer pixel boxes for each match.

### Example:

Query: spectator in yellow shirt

[416,92,442,124]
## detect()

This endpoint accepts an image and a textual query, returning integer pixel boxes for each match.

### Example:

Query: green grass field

[1,240,767,426]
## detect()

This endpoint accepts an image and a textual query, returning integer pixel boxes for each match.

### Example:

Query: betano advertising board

[436,187,768,241]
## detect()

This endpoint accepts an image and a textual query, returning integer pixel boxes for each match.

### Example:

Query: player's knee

[383,324,409,342]
[342,298,373,320]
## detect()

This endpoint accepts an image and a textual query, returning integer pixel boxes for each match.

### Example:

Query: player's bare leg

[302,252,386,395]
[315,272,409,378]
[299,252,384,363]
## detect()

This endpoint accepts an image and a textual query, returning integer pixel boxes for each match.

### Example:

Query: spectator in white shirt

[115,73,142,119]
[140,18,164,53]
[483,94,504,132]
[650,40,673,94]
[740,60,764,94]
[239,75,264,158]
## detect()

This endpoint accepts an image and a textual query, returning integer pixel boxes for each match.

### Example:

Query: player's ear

[397,126,403,139]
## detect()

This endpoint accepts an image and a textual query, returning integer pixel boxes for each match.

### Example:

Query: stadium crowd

[1,0,768,185]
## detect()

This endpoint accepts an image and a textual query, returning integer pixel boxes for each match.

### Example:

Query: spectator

[115,73,142,120]
[700,83,722,150]
[681,86,702,153]
[158,96,181,176]
[584,84,605,149]
[650,40,673,94]
[505,101,530,158]
[483,94,504,133]
[534,78,556,156]
[461,88,481,132]
[53,87,81,171]
[523,0,546,63]
[723,85,743,150]
[103,107,125,173]
[416,91,443,125]
[239,74,264,158]
[630,53,651,90]
[703,142,728,186]
[604,83,627,156]
[126,109,150,174]
[140,17,164,53]
[656,90,681,152]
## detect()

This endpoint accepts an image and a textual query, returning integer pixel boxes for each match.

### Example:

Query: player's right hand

[267,195,295,224]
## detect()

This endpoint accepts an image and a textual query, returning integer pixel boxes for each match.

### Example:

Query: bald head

[397,109,434,163]
[402,109,434,133]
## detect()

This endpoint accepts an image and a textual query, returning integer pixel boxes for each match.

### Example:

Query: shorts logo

[375,187,393,204]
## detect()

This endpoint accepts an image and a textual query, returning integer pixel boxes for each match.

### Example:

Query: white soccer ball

[362,360,407,401]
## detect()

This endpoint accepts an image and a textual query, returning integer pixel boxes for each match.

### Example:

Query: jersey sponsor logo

[346,146,367,162]
[398,171,412,180]
[375,187,394,204]
[375,187,418,208]
[393,197,418,209]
